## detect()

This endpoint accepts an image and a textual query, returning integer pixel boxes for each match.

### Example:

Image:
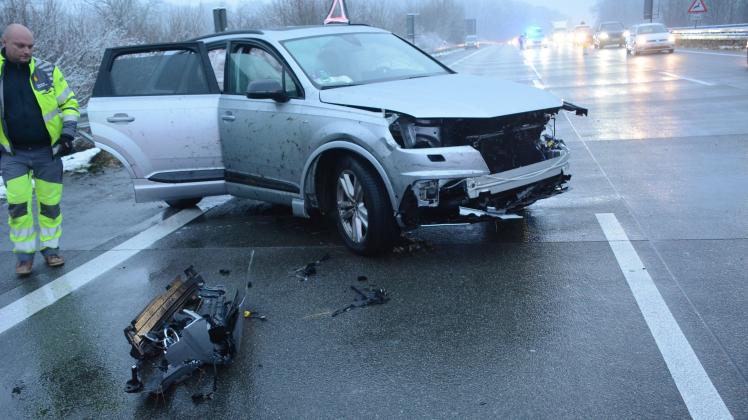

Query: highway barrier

[671,23,748,49]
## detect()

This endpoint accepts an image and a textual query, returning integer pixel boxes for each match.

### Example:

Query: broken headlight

[388,115,442,148]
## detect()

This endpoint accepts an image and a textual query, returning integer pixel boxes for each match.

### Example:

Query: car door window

[226,45,299,98]
[109,49,210,96]
[208,47,227,92]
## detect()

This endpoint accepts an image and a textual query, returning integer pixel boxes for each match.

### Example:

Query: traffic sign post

[687,0,707,28]
[687,0,707,14]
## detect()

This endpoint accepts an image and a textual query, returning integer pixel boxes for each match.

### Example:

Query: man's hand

[55,134,74,157]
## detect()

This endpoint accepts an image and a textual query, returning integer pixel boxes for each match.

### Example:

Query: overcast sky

[166,0,598,28]
[523,0,596,24]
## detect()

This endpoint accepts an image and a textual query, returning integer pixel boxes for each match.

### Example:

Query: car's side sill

[225,170,300,194]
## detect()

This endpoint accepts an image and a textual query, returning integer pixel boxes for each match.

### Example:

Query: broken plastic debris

[332,285,390,317]
[219,269,231,276]
[243,310,267,321]
[123,266,247,395]
[357,275,368,282]
[292,254,330,281]
[392,235,433,254]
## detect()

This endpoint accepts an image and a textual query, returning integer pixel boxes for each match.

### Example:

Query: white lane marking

[0,200,225,335]
[596,213,733,420]
[448,47,488,67]
[523,58,544,81]
[660,71,715,86]
[678,49,745,58]
[532,79,545,89]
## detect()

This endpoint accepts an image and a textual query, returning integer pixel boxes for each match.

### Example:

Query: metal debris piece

[123,266,247,395]
[219,269,231,276]
[332,285,390,317]
[357,275,368,282]
[11,383,24,395]
[392,236,433,254]
[292,254,331,281]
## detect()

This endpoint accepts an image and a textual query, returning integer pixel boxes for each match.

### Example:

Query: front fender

[301,141,399,213]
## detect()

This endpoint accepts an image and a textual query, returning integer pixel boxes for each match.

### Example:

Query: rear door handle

[107,113,135,123]
[221,112,236,122]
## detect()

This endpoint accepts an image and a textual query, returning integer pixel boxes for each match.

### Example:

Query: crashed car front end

[386,102,586,227]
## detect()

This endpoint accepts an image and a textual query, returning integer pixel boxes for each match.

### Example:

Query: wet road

[1,44,746,419]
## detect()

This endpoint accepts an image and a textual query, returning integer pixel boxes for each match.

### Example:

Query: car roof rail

[189,29,264,41]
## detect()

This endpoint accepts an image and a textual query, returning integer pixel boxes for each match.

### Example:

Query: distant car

[573,25,593,46]
[551,28,568,44]
[88,25,585,255]
[522,27,548,49]
[594,21,625,48]
[465,35,479,49]
[626,23,675,55]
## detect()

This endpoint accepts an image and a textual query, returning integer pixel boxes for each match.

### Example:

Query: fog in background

[2,0,747,101]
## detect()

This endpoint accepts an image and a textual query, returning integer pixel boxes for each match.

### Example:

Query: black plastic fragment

[219,269,231,276]
[332,285,390,317]
[293,254,330,281]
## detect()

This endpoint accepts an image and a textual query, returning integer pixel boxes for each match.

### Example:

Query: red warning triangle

[324,0,349,25]
[688,0,707,13]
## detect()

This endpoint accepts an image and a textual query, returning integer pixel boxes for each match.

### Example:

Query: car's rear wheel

[165,197,202,209]
[667,49,674,54]
[333,156,399,255]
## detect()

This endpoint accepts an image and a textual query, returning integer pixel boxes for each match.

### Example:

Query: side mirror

[246,79,288,103]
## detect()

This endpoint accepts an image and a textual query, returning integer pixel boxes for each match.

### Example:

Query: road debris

[11,382,24,395]
[357,275,368,282]
[219,269,231,276]
[392,235,433,254]
[332,285,390,317]
[122,264,249,395]
[292,254,331,281]
[243,310,267,321]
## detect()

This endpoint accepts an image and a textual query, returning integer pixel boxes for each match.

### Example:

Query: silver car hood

[318,73,562,119]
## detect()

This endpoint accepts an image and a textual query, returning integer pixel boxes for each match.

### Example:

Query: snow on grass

[0,148,101,200]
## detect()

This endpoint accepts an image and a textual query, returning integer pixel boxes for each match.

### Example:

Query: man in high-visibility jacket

[1,23,79,276]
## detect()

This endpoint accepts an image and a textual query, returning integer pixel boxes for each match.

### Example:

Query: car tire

[333,156,399,255]
[165,197,202,209]
[667,49,674,54]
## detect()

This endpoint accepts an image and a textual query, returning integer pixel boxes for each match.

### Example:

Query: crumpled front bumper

[399,145,570,225]
[464,150,569,199]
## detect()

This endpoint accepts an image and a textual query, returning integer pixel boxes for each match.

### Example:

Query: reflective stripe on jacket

[0,55,79,155]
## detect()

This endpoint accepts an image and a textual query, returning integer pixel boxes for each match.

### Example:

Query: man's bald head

[2,24,34,64]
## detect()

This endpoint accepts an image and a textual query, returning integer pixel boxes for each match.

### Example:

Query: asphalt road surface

[1,44,746,419]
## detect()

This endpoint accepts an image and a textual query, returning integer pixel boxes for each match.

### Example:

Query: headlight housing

[389,115,442,148]
[636,35,647,44]
[668,34,676,43]
[599,32,609,40]
[623,30,630,38]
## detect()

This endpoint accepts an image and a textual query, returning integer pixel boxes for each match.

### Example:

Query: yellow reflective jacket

[0,54,79,155]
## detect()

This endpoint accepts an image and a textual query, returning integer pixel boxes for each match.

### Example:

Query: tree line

[594,0,748,27]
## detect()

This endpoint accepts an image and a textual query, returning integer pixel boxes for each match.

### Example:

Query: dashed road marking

[0,199,227,335]
[660,71,715,86]
[596,213,733,420]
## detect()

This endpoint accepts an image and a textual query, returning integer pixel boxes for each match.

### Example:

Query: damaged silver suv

[88,25,586,255]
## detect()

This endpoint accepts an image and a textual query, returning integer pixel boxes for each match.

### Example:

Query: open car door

[87,42,225,203]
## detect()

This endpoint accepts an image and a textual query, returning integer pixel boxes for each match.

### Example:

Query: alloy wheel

[336,170,369,243]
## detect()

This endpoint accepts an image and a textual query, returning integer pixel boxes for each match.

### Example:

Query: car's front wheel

[165,197,202,209]
[333,156,399,255]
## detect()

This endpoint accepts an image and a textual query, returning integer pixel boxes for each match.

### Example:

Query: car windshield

[282,33,449,89]
[638,24,667,34]
[601,22,623,31]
